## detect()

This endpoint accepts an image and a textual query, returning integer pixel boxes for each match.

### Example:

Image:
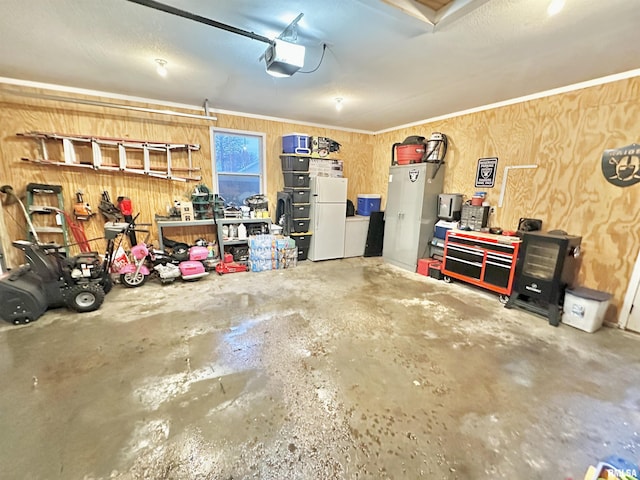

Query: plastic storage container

[429,261,444,280]
[562,287,612,333]
[280,155,310,172]
[416,258,441,277]
[357,194,382,216]
[434,220,458,240]
[460,204,489,230]
[292,218,311,233]
[179,261,207,279]
[189,246,209,261]
[297,247,309,261]
[288,234,310,261]
[283,172,311,188]
[291,233,311,250]
[417,259,431,276]
[282,134,311,155]
[291,204,310,219]
[284,187,311,204]
[237,223,247,240]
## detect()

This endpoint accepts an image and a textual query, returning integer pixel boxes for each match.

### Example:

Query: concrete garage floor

[1,257,640,479]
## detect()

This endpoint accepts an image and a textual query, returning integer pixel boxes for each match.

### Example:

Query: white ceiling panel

[0,0,638,132]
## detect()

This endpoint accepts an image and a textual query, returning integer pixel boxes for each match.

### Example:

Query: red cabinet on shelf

[441,230,521,298]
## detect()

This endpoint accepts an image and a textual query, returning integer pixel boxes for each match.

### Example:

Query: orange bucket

[395,144,426,165]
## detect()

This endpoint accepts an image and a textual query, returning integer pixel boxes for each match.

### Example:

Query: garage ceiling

[0,0,638,132]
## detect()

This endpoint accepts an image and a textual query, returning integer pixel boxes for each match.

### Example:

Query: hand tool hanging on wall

[73,190,94,221]
[98,191,122,222]
[117,196,137,246]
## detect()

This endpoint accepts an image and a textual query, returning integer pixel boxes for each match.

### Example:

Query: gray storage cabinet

[383,162,444,271]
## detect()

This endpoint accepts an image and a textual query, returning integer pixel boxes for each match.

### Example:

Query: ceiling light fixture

[547,0,565,16]
[155,58,168,77]
[335,97,344,112]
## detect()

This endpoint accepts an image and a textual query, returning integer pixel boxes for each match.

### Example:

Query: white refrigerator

[308,176,348,261]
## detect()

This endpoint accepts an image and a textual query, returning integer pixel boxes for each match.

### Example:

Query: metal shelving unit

[156,219,216,250]
[216,218,271,259]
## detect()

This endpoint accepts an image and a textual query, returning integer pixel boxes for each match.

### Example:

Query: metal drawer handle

[486,251,513,259]
[445,257,482,267]
[448,235,515,249]
[486,254,513,262]
[485,260,510,269]
[447,244,484,256]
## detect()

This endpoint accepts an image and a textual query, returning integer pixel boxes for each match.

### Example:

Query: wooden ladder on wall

[18,131,202,182]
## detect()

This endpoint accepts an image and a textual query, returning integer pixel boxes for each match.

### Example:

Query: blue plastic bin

[357,194,382,216]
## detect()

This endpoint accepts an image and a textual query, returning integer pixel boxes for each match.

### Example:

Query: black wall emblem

[602,143,640,187]
[409,169,419,182]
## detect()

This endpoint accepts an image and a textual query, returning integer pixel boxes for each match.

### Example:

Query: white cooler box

[562,287,612,333]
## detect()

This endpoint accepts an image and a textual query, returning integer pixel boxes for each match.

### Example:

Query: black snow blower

[0,185,122,325]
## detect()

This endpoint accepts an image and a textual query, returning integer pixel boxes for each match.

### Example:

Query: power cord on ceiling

[298,43,327,74]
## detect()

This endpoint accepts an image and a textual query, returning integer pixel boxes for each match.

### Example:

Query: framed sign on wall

[475,157,498,188]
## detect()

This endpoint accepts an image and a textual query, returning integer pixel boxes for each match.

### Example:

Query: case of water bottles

[248,235,276,272]
[248,235,297,272]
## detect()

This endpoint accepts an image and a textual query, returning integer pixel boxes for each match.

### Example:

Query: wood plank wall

[371,77,640,324]
[0,88,218,262]
[0,84,372,267]
[1,78,638,324]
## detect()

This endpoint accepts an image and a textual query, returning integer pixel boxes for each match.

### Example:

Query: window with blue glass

[211,129,265,207]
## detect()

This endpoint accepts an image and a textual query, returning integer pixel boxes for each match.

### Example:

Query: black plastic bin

[284,188,311,204]
[280,155,310,172]
[283,172,310,188]
[291,204,310,219]
[292,219,311,233]
[291,233,312,249]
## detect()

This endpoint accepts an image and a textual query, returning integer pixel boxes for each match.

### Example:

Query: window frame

[210,126,267,204]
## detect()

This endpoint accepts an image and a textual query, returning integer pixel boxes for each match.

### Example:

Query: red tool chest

[441,230,521,300]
